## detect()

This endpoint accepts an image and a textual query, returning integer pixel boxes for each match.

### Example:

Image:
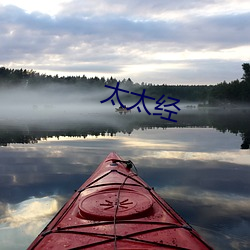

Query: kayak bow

[28,152,213,249]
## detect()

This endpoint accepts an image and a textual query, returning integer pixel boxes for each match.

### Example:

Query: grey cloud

[184,13,250,49]
[59,0,215,18]
[0,2,249,84]
[40,64,121,74]
[1,4,249,50]
[132,59,244,85]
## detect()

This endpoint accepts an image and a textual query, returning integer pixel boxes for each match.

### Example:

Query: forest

[0,63,250,105]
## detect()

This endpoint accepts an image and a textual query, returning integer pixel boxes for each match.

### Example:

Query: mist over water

[0,84,250,150]
[0,85,112,124]
[0,85,193,118]
[0,84,189,132]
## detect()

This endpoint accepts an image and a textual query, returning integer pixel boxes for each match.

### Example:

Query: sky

[0,0,250,85]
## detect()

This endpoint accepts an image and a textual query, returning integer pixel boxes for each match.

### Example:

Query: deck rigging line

[112,159,137,249]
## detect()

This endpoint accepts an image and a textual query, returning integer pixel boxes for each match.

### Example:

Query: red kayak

[28,152,213,249]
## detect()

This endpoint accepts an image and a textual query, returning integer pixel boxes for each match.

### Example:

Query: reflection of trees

[241,134,250,149]
[0,109,250,149]
[0,131,38,146]
[198,109,250,150]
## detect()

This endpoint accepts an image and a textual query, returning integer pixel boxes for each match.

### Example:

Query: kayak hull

[28,152,213,249]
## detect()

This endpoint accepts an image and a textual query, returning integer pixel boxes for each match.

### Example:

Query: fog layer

[0,85,112,123]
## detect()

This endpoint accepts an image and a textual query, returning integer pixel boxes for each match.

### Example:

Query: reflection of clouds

[0,196,62,250]
[117,127,243,152]
[153,150,250,166]
[4,128,246,173]
[157,186,250,216]
[4,143,100,176]
[157,186,250,249]
[194,223,250,250]
[0,196,59,230]
[121,139,184,150]
[0,202,7,218]
[117,129,187,151]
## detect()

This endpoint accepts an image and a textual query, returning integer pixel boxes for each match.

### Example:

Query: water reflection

[0,109,250,149]
[0,115,250,249]
[0,196,62,250]
[1,196,59,228]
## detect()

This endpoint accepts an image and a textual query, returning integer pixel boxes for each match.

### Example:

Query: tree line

[1,110,249,149]
[0,63,249,104]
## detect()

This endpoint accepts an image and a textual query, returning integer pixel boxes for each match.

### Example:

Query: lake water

[0,108,250,249]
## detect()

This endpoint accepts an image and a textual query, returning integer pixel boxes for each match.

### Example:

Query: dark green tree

[242,63,250,82]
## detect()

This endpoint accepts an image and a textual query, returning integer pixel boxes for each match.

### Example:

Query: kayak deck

[28,152,213,249]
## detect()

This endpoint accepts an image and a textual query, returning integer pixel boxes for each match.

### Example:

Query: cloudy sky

[0,0,250,85]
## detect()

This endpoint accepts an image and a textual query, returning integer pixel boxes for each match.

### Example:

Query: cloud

[58,0,241,19]
[0,1,250,84]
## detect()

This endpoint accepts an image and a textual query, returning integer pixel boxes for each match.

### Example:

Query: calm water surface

[0,109,250,249]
